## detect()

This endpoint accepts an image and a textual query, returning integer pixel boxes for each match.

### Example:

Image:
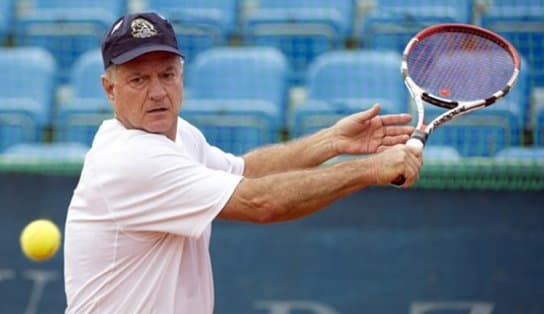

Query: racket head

[401,23,520,110]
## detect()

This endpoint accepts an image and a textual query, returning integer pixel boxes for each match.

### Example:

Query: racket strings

[408,30,515,101]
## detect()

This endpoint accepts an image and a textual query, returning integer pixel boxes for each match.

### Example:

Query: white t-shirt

[64,118,244,314]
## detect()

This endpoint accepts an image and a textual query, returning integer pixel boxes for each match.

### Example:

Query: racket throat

[422,93,458,109]
[409,129,429,147]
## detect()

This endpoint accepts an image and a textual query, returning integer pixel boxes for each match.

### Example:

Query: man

[64,12,423,313]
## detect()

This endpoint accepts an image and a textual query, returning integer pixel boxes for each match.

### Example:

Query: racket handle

[390,130,427,186]
[405,137,425,150]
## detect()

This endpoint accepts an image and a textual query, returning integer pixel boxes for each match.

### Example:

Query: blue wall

[1,174,543,314]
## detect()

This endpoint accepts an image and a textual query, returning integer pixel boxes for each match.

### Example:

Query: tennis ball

[20,219,61,262]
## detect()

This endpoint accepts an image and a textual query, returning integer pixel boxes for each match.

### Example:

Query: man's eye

[162,72,176,81]
[130,77,144,84]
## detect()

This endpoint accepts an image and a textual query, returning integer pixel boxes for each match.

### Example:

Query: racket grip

[390,130,427,186]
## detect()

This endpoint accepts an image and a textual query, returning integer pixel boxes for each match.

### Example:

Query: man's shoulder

[177,116,209,146]
[177,117,202,137]
[88,119,182,168]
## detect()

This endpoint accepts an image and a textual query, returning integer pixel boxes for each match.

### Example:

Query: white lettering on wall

[411,301,495,314]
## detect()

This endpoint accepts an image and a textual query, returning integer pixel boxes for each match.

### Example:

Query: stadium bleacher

[359,0,474,52]
[292,49,407,137]
[241,0,354,84]
[13,0,125,84]
[0,47,56,152]
[54,49,112,146]
[0,0,542,169]
[183,46,287,155]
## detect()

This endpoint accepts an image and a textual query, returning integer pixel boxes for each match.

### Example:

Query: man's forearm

[220,156,379,223]
[243,128,337,177]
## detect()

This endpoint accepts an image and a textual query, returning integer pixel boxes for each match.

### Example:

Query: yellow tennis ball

[20,219,61,262]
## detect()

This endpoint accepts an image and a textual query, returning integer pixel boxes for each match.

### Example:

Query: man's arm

[242,127,335,177]
[219,144,422,223]
[242,104,413,177]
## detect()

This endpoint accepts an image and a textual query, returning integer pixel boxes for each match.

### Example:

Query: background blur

[0,0,543,313]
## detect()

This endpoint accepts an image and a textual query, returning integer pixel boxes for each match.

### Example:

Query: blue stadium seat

[183,47,287,154]
[145,0,238,35]
[360,0,473,52]
[242,0,353,35]
[494,146,544,160]
[0,47,56,152]
[0,0,14,43]
[480,0,544,88]
[479,0,543,23]
[424,107,521,157]
[182,100,279,155]
[143,0,239,74]
[189,46,288,122]
[287,100,336,138]
[292,50,407,137]
[55,49,112,146]
[14,0,125,84]
[0,142,89,162]
[242,0,354,84]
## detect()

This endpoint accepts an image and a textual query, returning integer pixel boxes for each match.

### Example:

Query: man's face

[102,51,183,140]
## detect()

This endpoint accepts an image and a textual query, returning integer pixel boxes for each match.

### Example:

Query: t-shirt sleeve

[180,118,245,176]
[96,135,243,238]
[202,144,244,176]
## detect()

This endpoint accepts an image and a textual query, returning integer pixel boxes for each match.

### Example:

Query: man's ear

[101,75,115,102]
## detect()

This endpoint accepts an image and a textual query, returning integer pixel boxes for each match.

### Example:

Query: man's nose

[148,76,167,100]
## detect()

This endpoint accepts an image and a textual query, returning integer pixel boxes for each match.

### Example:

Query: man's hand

[331,104,414,155]
[368,144,423,187]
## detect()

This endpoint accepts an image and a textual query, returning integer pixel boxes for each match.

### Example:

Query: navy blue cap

[101,12,183,69]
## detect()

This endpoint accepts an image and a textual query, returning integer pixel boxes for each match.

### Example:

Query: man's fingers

[353,104,381,122]
[380,113,412,126]
[403,146,424,186]
[406,144,424,158]
[382,134,410,146]
[384,125,414,137]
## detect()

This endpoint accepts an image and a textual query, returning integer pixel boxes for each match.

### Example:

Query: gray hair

[103,57,184,83]
[104,64,119,83]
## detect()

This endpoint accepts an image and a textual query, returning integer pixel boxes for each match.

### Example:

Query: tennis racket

[392,23,520,185]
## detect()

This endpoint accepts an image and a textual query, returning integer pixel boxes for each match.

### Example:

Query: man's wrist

[318,127,338,161]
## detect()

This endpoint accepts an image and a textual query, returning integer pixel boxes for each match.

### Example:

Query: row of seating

[0,45,543,157]
[4,0,539,39]
[1,0,542,88]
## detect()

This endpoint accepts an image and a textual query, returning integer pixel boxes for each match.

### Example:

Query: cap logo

[131,18,158,38]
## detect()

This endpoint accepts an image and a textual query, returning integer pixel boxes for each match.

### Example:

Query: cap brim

[111,44,183,65]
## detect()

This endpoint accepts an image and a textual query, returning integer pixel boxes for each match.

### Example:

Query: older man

[64,12,422,314]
